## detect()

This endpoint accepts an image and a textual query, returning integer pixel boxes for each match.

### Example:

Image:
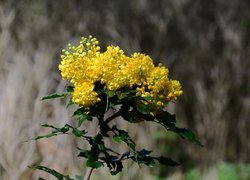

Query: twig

[84,168,94,180]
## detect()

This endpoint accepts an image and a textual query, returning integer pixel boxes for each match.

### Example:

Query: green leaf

[86,157,103,168]
[155,156,180,166]
[135,102,151,114]
[75,175,83,180]
[32,124,73,141]
[72,128,86,137]
[66,85,74,93]
[110,161,123,175]
[33,133,58,140]
[73,108,86,116]
[138,149,152,157]
[41,124,56,128]
[111,126,136,150]
[41,93,67,100]
[38,177,46,180]
[128,142,136,150]
[78,115,89,127]
[73,108,90,126]
[113,135,122,144]
[142,96,154,101]
[78,150,91,158]
[174,127,203,146]
[60,126,70,133]
[29,165,73,180]
[156,111,176,128]
[133,154,156,167]
[104,90,116,97]
[120,151,130,160]
[117,89,136,100]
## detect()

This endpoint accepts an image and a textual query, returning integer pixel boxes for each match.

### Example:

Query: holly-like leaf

[86,157,103,168]
[73,108,86,116]
[61,126,70,133]
[113,135,122,144]
[41,93,67,100]
[155,156,180,166]
[110,161,123,175]
[135,102,151,115]
[156,111,176,128]
[33,133,58,140]
[111,126,136,150]
[78,150,91,158]
[133,154,156,167]
[104,90,116,97]
[75,175,83,180]
[29,165,73,180]
[66,85,74,93]
[41,124,56,128]
[72,128,86,137]
[174,127,203,146]
[77,115,89,127]
[138,149,152,157]
[120,151,130,160]
[73,108,91,126]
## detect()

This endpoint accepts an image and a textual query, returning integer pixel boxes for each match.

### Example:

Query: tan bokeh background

[0,1,249,179]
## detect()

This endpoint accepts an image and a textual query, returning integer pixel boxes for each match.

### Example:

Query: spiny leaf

[156,111,176,128]
[75,175,83,180]
[120,151,130,160]
[29,165,73,180]
[73,108,86,116]
[41,93,67,100]
[110,161,123,175]
[155,156,180,166]
[138,149,152,157]
[174,127,203,146]
[77,115,89,127]
[41,124,56,128]
[72,128,86,137]
[78,150,91,158]
[104,90,116,97]
[61,126,70,133]
[66,85,74,93]
[113,135,122,144]
[135,102,151,115]
[86,157,103,168]
[32,133,58,140]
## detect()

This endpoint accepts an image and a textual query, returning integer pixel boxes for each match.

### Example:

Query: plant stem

[84,94,109,180]
[84,168,94,180]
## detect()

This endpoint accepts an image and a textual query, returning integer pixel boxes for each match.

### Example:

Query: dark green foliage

[86,157,103,168]
[155,157,180,166]
[173,127,203,146]
[75,176,84,180]
[29,165,74,180]
[41,93,67,100]
[31,85,201,178]
[66,85,74,93]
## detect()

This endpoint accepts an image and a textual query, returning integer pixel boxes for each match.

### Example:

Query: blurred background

[0,0,249,179]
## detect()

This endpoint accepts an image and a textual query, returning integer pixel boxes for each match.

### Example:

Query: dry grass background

[0,0,249,179]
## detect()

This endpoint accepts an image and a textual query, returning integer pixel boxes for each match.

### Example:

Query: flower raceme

[59,36,183,107]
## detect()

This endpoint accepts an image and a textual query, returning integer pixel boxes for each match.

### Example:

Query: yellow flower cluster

[59,36,183,107]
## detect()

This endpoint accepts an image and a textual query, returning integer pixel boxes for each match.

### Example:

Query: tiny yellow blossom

[59,35,182,107]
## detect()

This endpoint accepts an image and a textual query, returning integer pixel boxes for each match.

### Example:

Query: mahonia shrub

[30,36,202,180]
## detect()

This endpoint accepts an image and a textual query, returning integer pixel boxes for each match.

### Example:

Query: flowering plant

[30,36,202,179]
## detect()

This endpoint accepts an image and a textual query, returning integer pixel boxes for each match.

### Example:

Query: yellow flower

[58,35,182,107]
[72,82,100,107]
